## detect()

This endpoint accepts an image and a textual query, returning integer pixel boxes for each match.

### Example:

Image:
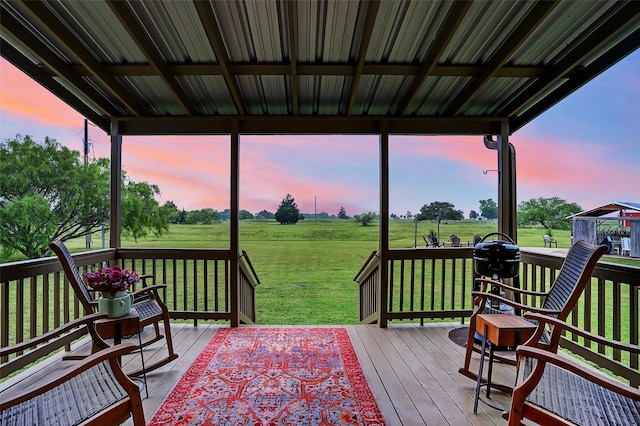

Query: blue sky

[1,50,639,218]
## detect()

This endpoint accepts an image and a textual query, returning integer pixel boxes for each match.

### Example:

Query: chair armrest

[0,342,137,409]
[0,313,108,358]
[138,274,154,287]
[131,283,167,298]
[471,292,561,316]
[523,313,640,355]
[475,278,550,297]
[516,345,640,401]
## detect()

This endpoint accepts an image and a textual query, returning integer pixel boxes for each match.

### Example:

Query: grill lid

[473,232,520,278]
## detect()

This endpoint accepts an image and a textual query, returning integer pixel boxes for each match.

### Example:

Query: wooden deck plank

[9,322,520,426]
[346,325,403,425]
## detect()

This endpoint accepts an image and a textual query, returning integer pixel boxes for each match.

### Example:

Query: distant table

[473,314,537,414]
[95,308,148,397]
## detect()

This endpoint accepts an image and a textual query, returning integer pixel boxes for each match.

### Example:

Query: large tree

[338,206,349,219]
[354,212,376,226]
[275,194,300,224]
[185,208,221,224]
[518,196,582,230]
[0,135,170,259]
[415,201,463,243]
[478,198,498,219]
[415,201,464,222]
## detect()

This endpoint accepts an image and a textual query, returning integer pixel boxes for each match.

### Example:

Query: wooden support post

[109,121,122,249]
[230,122,240,327]
[378,121,389,328]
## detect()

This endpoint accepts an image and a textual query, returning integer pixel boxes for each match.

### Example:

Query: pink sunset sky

[1,51,639,218]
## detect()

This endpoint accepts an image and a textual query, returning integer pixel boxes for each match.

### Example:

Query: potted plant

[83,265,139,318]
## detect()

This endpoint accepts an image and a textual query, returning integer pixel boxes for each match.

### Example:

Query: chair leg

[126,315,178,378]
[459,313,515,395]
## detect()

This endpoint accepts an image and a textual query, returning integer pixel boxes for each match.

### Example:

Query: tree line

[1,135,582,259]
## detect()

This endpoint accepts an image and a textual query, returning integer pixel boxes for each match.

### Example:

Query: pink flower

[82,265,140,296]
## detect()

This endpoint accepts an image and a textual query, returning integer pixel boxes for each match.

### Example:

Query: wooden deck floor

[118,321,514,425]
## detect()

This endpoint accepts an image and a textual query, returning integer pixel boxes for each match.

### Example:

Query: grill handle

[479,232,516,244]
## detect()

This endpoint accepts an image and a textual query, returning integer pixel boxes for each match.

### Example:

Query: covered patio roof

[2,0,639,136]
[568,201,640,218]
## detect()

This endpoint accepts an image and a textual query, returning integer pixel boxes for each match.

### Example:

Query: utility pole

[83,119,91,249]
[314,196,317,223]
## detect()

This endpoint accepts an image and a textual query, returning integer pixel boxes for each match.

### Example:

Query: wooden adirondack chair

[506,313,640,425]
[458,240,607,393]
[50,240,178,376]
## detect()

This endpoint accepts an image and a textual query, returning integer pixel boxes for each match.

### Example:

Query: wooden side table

[95,308,148,398]
[473,313,536,414]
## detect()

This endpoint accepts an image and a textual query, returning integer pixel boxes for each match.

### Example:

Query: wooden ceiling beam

[511,26,640,132]
[194,0,246,116]
[499,2,640,118]
[0,11,117,118]
[69,62,550,78]
[16,0,145,116]
[114,115,503,136]
[106,0,196,116]
[346,0,380,115]
[446,1,560,116]
[397,0,473,115]
[0,40,110,131]
[286,0,299,115]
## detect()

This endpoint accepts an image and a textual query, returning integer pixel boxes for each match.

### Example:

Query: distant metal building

[568,202,640,257]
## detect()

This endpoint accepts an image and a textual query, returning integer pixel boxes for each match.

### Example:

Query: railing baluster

[30,276,37,339]
[613,280,621,361]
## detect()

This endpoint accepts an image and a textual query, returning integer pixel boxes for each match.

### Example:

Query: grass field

[8,219,638,324]
[53,219,635,324]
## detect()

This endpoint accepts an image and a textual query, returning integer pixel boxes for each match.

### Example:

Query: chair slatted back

[541,240,607,319]
[50,240,96,314]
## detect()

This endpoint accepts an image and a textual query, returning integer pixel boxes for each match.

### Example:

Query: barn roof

[569,202,640,219]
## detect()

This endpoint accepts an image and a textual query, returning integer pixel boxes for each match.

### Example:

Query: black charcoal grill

[473,233,520,279]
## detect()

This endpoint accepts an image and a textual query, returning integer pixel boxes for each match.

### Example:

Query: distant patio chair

[607,235,620,255]
[458,240,607,392]
[470,235,482,246]
[50,240,178,377]
[543,235,557,248]
[427,235,441,247]
[621,237,631,256]
[449,234,461,247]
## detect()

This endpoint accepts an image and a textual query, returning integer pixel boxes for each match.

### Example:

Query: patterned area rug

[148,327,386,425]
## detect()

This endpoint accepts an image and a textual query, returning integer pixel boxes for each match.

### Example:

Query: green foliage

[275,194,300,224]
[186,208,221,224]
[0,135,169,258]
[256,210,275,219]
[0,194,56,259]
[478,198,498,219]
[415,201,464,221]
[518,196,582,230]
[122,181,170,239]
[239,210,254,220]
[169,208,187,224]
[354,212,376,226]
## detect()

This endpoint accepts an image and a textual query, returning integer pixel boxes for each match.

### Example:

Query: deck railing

[519,251,640,386]
[0,248,259,355]
[354,247,477,323]
[354,247,640,386]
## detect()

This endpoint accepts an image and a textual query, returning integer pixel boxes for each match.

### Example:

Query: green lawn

[7,219,638,324]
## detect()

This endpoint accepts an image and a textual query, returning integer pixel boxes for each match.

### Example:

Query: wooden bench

[506,313,640,425]
[1,313,145,426]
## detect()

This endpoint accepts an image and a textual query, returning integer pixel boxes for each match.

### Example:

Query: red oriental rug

[148,327,386,426]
